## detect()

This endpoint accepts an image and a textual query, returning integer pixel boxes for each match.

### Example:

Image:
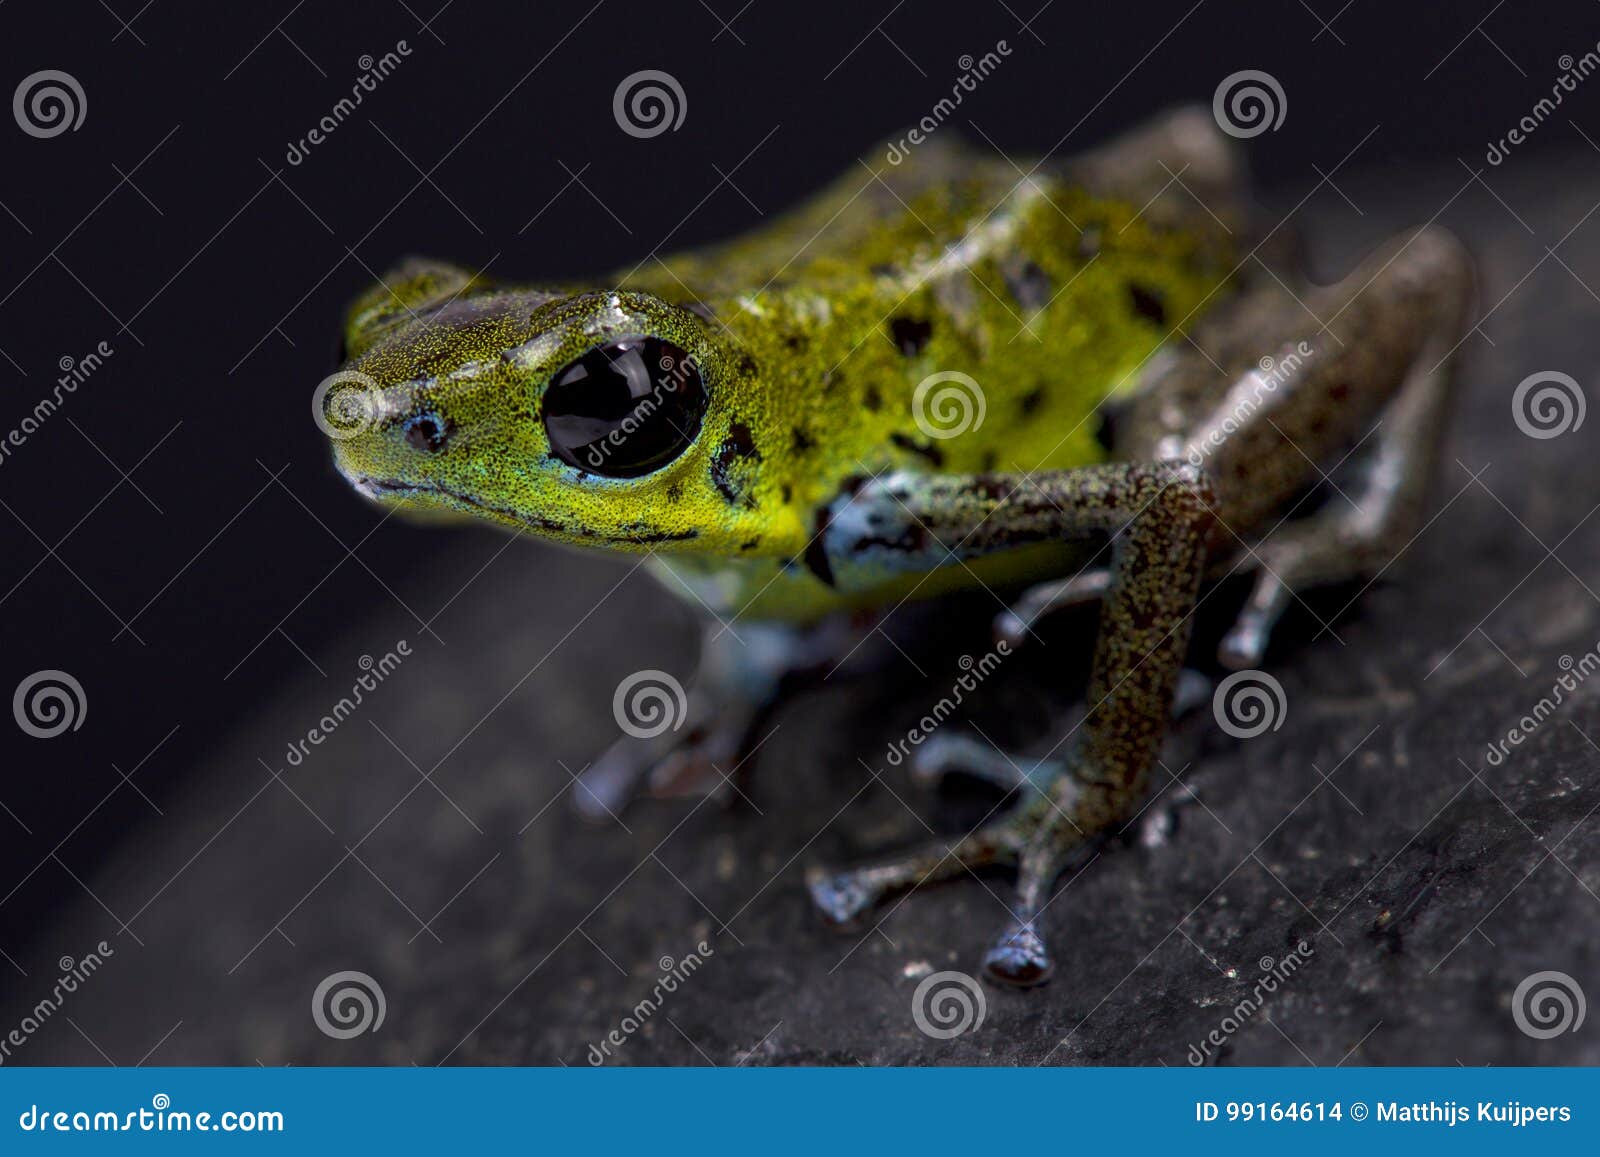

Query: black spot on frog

[889,316,933,356]
[710,421,762,509]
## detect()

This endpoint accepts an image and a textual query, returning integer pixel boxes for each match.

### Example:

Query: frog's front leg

[575,618,854,820]
[808,462,1216,985]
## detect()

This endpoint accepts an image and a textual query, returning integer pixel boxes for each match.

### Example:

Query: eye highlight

[543,337,707,478]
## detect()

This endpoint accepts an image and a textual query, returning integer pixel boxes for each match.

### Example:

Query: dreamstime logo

[0,940,115,1064]
[285,41,412,165]
[311,970,386,1039]
[0,340,114,471]
[913,371,986,440]
[612,669,688,739]
[1486,43,1600,165]
[312,369,384,439]
[1212,669,1286,739]
[1512,970,1586,1039]
[613,70,686,138]
[1187,941,1315,1064]
[1187,343,1313,465]
[583,351,700,470]
[13,70,86,138]
[911,970,986,1039]
[1512,370,1585,439]
[587,941,715,1064]
[1212,70,1286,138]
[885,643,1011,767]
[884,40,1013,164]
[282,643,411,767]
[13,670,86,738]
[1485,645,1600,767]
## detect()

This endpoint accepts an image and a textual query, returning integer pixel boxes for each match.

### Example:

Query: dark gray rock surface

[10,151,1600,1066]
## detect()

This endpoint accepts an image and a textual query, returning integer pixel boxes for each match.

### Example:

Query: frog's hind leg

[1177,227,1477,668]
[1217,339,1460,668]
[999,227,1475,668]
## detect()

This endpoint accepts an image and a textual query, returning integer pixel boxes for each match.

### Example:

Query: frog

[321,106,1474,987]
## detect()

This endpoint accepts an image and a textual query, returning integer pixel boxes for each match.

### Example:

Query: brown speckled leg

[1196,228,1475,668]
[1217,317,1463,667]
[810,461,1216,985]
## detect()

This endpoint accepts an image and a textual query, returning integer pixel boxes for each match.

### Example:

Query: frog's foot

[574,618,863,821]
[806,817,1024,929]
[810,768,1121,987]
[575,702,766,822]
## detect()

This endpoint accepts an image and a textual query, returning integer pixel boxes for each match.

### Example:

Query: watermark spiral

[1512,970,1586,1039]
[13,670,86,738]
[1512,370,1585,439]
[13,70,86,138]
[311,970,387,1039]
[911,970,986,1039]
[1212,70,1286,138]
[1211,669,1286,739]
[913,371,986,440]
[312,369,384,440]
[612,669,688,739]
[613,70,686,138]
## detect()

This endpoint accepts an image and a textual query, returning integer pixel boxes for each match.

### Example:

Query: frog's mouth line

[348,475,699,545]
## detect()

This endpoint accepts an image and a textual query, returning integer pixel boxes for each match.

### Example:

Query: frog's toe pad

[571,755,638,824]
[806,867,881,926]
[982,921,1054,988]
[993,609,1031,649]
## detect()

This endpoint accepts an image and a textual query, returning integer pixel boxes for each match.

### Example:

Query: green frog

[321,107,1474,986]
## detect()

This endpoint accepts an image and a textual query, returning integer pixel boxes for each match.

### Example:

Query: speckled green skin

[328,133,1235,621]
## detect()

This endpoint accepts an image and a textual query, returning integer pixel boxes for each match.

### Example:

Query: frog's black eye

[543,337,707,478]
[403,412,449,453]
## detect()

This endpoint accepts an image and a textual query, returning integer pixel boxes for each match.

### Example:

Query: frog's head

[323,259,795,555]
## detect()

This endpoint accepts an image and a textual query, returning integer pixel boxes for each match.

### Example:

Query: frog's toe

[808,824,1022,928]
[994,568,1110,648]
[572,742,649,823]
[908,733,1057,793]
[1172,668,1214,718]
[1218,570,1292,670]
[982,920,1054,988]
[805,867,883,926]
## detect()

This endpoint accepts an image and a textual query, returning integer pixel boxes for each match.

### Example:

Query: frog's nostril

[403,413,449,453]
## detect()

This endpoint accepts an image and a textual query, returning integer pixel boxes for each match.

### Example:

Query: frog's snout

[335,463,386,503]
[316,365,401,442]
[319,363,452,468]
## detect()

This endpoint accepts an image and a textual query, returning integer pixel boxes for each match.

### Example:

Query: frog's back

[632,122,1243,474]
[627,112,1249,619]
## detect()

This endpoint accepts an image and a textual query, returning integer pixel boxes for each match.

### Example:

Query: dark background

[1,0,1598,1061]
